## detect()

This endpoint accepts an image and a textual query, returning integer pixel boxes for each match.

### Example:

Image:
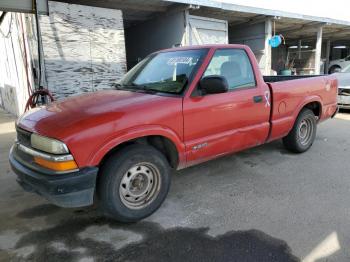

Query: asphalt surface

[1,108,350,262]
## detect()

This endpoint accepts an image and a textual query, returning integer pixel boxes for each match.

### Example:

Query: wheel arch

[294,97,322,120]
[302,101,322,119]
[328,64,341,74]
[282,98,322,138]
[89,127,185,170]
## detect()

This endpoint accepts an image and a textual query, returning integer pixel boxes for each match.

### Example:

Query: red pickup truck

[10,44,338,222]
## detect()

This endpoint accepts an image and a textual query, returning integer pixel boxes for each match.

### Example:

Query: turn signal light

[34,157,78,171]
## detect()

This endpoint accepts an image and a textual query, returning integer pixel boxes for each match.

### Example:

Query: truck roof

[158,44,249,53]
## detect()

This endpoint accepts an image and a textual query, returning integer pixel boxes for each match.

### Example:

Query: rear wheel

[283,108,317,153]
[329,65,341,74]
[97,144,171,222]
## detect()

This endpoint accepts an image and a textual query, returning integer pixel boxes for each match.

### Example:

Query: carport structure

[82,0,350,75]
[56,0,350,75]
[2,0,350,115]
[273,17,350,74]
[4,0,350,70]
[3,0,350,75]
[178,3,350,75]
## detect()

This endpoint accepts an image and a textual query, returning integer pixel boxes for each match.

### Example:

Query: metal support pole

[0,0,48,14]
[298,39,302,59]
[315,26,323,75]
[33,0,47,90]
[325,39,331,74]
[184,9,192,46]
[0,12,7,25]
[264,18,272,75]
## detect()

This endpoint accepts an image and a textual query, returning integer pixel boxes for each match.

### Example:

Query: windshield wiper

[115,83,158,94]
[129,83,161,93]
[113,83,125,90]
[134,86,158,94]
[114,83,141,90]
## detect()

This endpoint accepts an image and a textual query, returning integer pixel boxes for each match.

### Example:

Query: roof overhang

[0,0,48,15]
[164,0,350,27]
[187,5,350,42]
[4,0,349,42]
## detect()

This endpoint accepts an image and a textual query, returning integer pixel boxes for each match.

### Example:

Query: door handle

[253,95,263,103]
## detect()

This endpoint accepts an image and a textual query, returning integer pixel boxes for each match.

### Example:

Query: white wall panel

[0,13,34,116]
[40,1,126,99]
[188,15,228,45]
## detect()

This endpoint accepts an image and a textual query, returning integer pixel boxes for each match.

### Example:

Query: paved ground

[1,108,350,262]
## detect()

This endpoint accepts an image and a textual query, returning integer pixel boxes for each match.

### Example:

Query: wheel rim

[298,118,314,146]
[119,162,161,209]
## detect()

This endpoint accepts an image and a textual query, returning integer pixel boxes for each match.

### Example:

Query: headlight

[31,133,69,154]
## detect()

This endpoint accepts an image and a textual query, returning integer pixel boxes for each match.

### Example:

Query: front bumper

[338,94,350,109]
[9,146,98,208]
[332,106,339,118]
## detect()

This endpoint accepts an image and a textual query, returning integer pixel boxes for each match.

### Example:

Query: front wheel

[283,108,317,153]
[97,144,171,222]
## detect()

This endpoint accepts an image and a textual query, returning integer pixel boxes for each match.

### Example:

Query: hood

[18,90,166,139]
[334,73,350,89]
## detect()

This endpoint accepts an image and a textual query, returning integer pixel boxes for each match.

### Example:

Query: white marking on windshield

[167,57,193,65]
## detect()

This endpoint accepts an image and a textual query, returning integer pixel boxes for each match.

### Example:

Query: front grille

[15,144,34,163]
[338,88,350,96]
[16,127,32,147]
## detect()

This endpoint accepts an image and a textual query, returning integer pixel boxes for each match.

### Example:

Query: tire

[97,144,171,222]
[329,65,341,74]
[283,108,317,153]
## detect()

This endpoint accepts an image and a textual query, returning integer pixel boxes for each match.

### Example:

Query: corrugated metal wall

[40,1,127,99]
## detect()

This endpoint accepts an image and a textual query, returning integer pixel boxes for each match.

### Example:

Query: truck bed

[263,75,322,83]
[265,74,338,142]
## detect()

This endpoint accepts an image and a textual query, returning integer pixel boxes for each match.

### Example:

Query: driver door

[183,48,271,166]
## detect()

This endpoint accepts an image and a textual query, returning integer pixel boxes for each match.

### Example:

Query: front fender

[87,125,186,168]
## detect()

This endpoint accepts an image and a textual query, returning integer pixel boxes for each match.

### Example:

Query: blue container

[280,69,292,76]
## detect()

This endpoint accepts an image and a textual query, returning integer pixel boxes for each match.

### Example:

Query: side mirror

[199,75,228,95]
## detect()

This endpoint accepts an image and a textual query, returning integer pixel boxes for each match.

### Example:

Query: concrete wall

[40,1,127,100]
[125,11,186,69]
[0,13,35,116]
[229,22,268,73]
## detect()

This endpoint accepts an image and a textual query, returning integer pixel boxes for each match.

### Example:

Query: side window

[203,49,256,90]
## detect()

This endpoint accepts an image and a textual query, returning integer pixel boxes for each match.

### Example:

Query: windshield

[119,49,208,94]
[341,64,350,73]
